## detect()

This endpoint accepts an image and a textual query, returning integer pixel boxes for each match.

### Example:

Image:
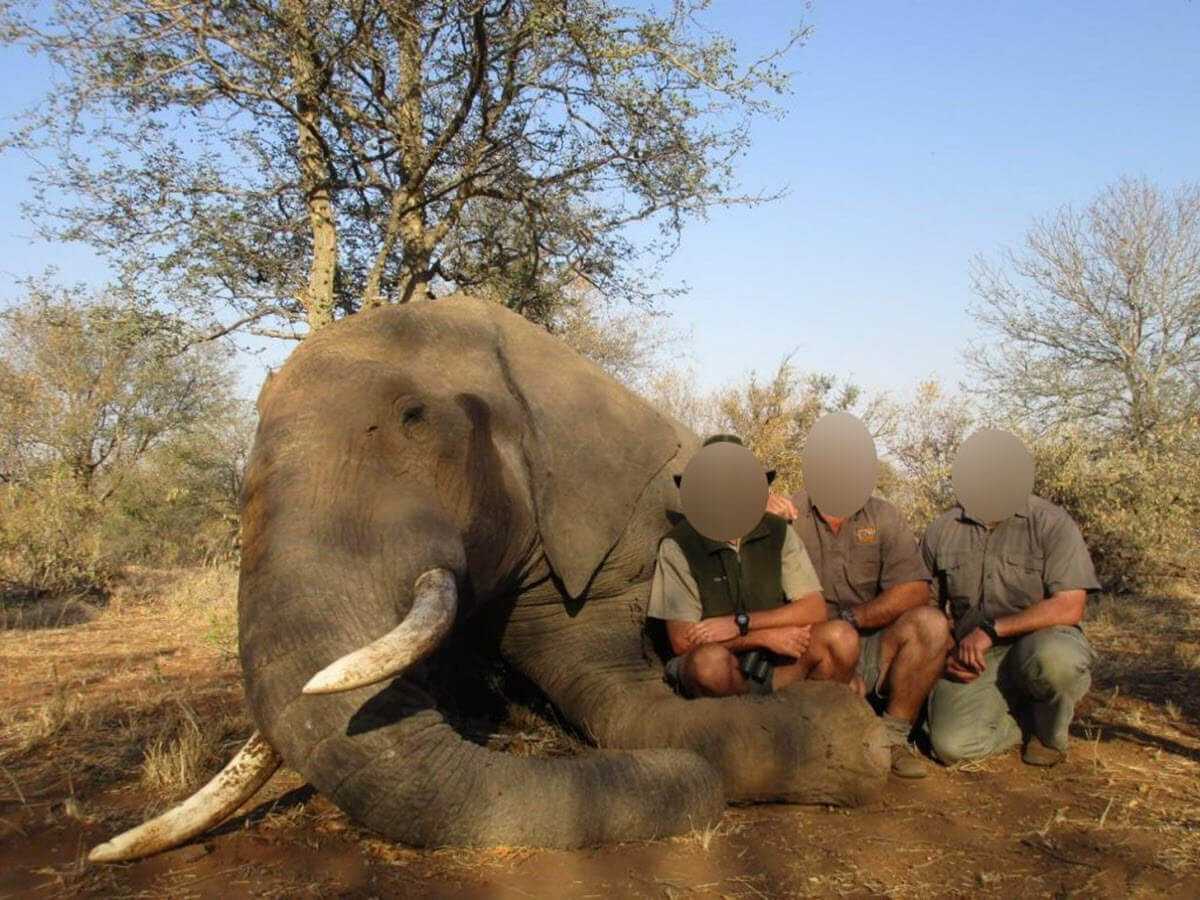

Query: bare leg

[681,643,750,697]
[880,606,952,722]
[775,620,859,688]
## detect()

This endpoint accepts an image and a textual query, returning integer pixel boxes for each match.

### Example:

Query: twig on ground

[1020,838,1100,870]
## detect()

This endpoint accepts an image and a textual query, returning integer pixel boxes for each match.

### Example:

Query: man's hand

[757,624,811,658]
[684,616,739,647]
[953,627,993,674]
[766,493,798,522]
[945,657,980,683]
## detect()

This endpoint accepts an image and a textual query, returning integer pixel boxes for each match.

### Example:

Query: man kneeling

[649,438,858,697]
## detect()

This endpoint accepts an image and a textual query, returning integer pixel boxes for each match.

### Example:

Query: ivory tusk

[302,567,457,695]
[88,730,281,863]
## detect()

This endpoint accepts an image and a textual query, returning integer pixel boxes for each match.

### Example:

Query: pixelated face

[952,428,1034,523]
[678,441,769,542]
[802,411,877,519]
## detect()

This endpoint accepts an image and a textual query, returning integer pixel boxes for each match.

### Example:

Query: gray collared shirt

[789,490,931,614]
[920,494,1101,622]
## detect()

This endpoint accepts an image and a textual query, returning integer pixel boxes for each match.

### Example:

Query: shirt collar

[956,495,1033,527]
[795,489,868,526]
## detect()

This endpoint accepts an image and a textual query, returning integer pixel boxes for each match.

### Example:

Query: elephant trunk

[503,593,891,806]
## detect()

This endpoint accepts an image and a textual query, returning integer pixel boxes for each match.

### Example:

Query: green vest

[665,514,789,618]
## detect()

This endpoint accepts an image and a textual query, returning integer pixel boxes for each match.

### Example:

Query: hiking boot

[1022,736,1065,767]
[890,741,931,779]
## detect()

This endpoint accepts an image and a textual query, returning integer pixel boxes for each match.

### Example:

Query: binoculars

[739,649,773,685]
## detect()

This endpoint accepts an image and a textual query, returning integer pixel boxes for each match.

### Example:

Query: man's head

[698,434,776,483]
[802,412,877,518]
[951,429,1033,524]
[676,434,772,541]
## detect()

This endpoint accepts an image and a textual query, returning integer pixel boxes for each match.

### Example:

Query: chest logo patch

[855,525,878,544]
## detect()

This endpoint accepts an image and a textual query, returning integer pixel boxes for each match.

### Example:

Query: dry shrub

[158,565,240,652]
[1035,418,1200,591]
[644,358,887,496]
[0,472,117,600]
[879,381,975,532]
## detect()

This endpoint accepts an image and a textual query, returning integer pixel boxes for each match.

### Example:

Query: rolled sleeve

[1042,512,1102,595]
[648,539,703,622]
[781,527,824,600]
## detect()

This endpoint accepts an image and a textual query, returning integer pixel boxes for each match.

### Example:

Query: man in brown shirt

[920,494,1100,767]
[770,490,951,778]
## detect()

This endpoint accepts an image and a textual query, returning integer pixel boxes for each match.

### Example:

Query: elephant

[90,295,888,861]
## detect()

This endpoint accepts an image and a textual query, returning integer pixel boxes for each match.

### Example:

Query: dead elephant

[91,296,888,861]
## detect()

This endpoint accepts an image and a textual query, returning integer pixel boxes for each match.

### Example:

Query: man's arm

[849,580,930,630]
[996,589,1087,635]
[682,590,824,648]
[668,610,817,656]
[956,590,1086,673]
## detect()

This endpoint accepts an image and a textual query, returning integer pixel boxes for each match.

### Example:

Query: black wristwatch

[979,617,1000,643]
[839,606,859,629]
[735,611,750,636]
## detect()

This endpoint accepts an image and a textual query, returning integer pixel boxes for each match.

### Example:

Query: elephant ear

[496,315,680,601]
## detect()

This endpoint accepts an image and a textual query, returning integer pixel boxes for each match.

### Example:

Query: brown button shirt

[789,490,931,615]
[920,494,1101,622]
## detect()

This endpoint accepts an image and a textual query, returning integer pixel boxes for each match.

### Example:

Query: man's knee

[1013,630,1093,695]
[929,721,988,765]
[814,619,860,667]
[892,605,952,654]
[684,644,740,696]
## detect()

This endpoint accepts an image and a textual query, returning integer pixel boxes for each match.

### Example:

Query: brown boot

[1022,736,1065,767]
[890,741,931,779]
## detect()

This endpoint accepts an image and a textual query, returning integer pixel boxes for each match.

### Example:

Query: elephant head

[90,296,887,862]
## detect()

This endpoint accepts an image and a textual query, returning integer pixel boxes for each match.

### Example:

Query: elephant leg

[502,591,890,806]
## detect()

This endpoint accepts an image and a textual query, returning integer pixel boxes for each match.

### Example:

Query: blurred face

[679,441,769,542]
[803,412,876,518]
[952,429,1034,523]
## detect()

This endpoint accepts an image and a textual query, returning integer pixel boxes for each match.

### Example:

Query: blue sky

[1,1,1197,401]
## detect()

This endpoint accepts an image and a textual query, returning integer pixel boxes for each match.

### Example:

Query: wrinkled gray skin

[240,296,888,848]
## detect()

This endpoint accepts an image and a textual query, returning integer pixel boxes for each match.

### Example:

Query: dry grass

[139,701,244,803]
[0,565,246,827]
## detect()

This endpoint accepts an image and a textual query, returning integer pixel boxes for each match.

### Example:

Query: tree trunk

[283,0,338,331]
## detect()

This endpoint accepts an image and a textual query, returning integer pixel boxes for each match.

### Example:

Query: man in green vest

[648,435,860,698]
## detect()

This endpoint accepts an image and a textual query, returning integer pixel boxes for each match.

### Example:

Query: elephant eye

[401,404,426,427]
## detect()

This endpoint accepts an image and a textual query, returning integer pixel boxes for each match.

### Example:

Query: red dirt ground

[2,572,1198,898]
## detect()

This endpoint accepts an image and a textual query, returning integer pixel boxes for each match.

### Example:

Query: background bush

[0,289,250,600]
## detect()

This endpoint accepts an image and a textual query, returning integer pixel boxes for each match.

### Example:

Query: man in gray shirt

[921,494,1101,767]
[770,490,950,778]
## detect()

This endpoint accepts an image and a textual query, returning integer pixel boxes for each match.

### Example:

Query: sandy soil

[2,569,1198,898]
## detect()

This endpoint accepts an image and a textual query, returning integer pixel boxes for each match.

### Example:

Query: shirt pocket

[845,544,883,603]
[939,551,981,618]
[995,552,1045,613]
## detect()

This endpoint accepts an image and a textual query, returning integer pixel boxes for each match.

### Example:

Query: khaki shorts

[663,650,775,698]
[857,628,888,696]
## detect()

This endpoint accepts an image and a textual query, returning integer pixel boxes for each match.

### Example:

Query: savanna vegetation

[0,0,1197,894]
